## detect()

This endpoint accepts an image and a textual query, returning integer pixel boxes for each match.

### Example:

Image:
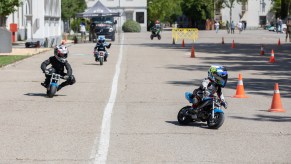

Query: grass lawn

[0,55,30,68]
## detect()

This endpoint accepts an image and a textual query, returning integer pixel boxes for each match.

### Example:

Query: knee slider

[69,75,76,85]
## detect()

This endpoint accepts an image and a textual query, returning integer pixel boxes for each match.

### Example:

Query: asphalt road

[0,29,291,164]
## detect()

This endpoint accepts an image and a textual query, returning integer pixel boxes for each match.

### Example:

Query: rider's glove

[64,75,69,80]
[221,101,228,109]
[44,69,52,75]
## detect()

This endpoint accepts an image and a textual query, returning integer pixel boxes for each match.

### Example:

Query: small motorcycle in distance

[94,50,105,65]
[150,28,161,40]
[177,92,226,129]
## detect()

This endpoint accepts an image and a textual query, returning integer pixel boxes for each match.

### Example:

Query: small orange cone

[278,38,281,46]
[222,37,224,44]
[191,45,195,58]
[268,83,285,112]
[182,39,185,48]
[269,49,275,63]
[232,73,248,98]
[260,45,264,55]
[231,39,235,48]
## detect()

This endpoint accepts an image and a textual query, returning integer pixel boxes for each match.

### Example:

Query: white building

[220,0,274,29]
[86,0,147,31]
[6,0,62,46]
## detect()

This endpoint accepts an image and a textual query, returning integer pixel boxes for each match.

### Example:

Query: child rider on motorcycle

[40,45,76,91]
[150,20,161,36]
[190,65,228,110]
[94,36,111,62]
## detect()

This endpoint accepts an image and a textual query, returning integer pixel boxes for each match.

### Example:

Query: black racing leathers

[40,56,75,90]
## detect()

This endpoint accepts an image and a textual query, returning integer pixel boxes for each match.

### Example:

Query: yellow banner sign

[172,28,199,43]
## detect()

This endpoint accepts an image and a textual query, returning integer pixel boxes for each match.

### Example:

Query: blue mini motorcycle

[177,92,226,129]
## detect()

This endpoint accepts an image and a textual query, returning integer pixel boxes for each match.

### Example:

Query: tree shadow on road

[229,114,291,122]
[139,42,291,98]
[24,93,66,97]
[165,121,212,129]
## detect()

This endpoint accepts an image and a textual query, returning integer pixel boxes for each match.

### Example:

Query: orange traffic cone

[222,37,224,44]
[182,39,185,48]
[278,38,281,46]
[231,39,235,48]
[268,83,285,112]
[191,45,195,58]
[260,45,264,55]
[232,73,248,98]
[269,49,275,63]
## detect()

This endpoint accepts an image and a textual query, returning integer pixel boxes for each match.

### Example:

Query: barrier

[172,28,199,43]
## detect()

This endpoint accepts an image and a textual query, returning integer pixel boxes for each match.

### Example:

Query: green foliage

[122,20,141,32]
[271,0,291,19]
[0,0,22,26]
[181,0,213,20]
[148,0,182,24]
[0,0,21,16]
[62,0,87,20]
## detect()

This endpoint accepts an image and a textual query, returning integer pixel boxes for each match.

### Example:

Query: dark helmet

[54,45,68,63]
[208,65,228,87]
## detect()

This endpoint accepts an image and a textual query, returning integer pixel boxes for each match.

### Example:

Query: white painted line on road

[91,33,124,164]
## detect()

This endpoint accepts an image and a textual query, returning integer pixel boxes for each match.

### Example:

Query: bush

[122,20,141,32]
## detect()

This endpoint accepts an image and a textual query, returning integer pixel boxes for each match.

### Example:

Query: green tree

[271,0,291,19]
[62,0,87,32]
[217,0,247,24]
[181,0,213,28]
[148,0,182,25]
[0,0,22,27]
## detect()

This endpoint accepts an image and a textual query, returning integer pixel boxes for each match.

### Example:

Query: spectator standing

[89,20,96,42]
[231,21,235,34]
[238,21,243,34]
[276,17,279,33]
[279,18,282,33]
[80,21,86,42]
[215,21,219,33]
[226,21,230,34]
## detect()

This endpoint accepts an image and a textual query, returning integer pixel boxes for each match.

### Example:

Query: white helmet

[54,45,68,63]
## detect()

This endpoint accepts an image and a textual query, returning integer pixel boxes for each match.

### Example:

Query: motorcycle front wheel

[150,35,154,40]
[158,35,161,40]
[207,112,225,129]
[99,57,104,65]
[47,85,57,98]
[177,106,192,125]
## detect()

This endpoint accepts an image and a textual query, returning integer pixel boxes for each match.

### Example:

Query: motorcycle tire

[100,57,104,65]
[177,106,192,125]
[207,112,225,129]
[150,35,153,40]
[47,85,57,98]
[158,35,161,40]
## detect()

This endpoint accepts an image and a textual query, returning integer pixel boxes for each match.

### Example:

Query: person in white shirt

[238,21,243,34]
[215,21,219,33]
[80,22,86,42]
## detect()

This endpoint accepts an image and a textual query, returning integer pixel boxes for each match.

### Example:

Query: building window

[125,12,133,20]
[136,12,144,23]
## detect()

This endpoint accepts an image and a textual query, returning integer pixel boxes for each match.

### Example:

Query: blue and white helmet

[208,65,228,87]
[97,35,105,43]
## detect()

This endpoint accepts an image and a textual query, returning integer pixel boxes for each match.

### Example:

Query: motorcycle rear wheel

[47,85,57,98]
[177,106,192,125]
[207,112,225,129]
[150,35,154,40]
